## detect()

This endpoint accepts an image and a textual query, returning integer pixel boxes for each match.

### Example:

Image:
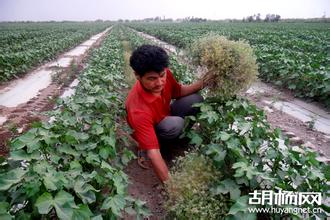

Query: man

[125,44,212,182]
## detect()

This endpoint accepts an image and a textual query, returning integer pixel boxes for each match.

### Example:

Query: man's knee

[190,93,203,104]
[156,116,184,140]
[171,93,204,117]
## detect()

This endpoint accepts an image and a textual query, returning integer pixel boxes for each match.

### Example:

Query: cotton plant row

[0,22,111,82]
[0,27,149,220]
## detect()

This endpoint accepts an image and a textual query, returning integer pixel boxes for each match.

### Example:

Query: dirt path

[0,28,111,155]
[121,40,168,219]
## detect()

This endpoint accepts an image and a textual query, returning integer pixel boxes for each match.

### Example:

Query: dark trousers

[155,93,203,142]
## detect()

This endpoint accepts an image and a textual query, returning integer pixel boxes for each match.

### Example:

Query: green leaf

[228,195,249,215]
[91,215,103,220]
[99,146,111,160]
[43,174,58,191]
[92,124,104,135]
[0,168,27,191]
[74,178,99,204]
[232,161,260,180]
[217,131,231,141]
[205,144,226,162]
[58,144,80,157]
[121,148,136,165]
[238,122,252,135]
[101,135,116,147]
[200,110,219,124]
[72,204,93,220]
[10,150,40,161]
[211,179,240,199]
[53,190,77,219]
[35,192,53,214]
[86,152,100,164]
[112,171,127,194]
[190,133,203,146]
[101,161,114,172]
[101,194,126,217]
[11,138,25,150]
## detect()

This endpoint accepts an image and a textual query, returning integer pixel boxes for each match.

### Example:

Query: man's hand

[147,149,169,182]
[199,69,216,89]
[180,69,216,97]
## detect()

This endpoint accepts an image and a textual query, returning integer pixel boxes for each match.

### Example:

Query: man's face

[136,70,166,94]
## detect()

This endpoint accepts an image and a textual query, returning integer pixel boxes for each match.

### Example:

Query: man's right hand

[147,149,169,182]
[200,69,216,89]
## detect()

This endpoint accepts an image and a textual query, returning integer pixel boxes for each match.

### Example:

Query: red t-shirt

[125,68,182,150]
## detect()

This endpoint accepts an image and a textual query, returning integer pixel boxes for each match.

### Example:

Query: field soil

[0,30,109,156]
[244,81,330,159]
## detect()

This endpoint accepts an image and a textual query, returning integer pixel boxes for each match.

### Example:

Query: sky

[0,0,329,21]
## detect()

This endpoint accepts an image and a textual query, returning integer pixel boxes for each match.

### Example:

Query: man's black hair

[130,44,169,77]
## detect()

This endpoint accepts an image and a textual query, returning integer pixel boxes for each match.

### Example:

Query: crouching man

[125,44,212,182]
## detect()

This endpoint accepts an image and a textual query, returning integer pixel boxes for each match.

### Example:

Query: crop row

[0,22,111,82]
[0,27,149,219]
[126,22,330,107]
[121,25,328,219]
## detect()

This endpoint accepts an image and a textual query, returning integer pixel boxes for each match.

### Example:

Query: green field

[0,23,328,219]
[0,22,111,81]
[126,22,330,107]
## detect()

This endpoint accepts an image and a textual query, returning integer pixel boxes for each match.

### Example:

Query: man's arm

[179,70,215,97]
[180,80,203,97]
[147,149,169,182]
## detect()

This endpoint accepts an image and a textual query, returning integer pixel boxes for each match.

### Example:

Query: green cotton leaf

[132,200,151,220]
[238,122,252,135]
[43,174,58,191]
[211,179,240,200]
[86,152,101,165]
[72,204,93,220]
[228,195,249,216]
[74,178,99,204]
[53,190,77,220]
[0,202,13,220]
[232,161,260,180]
[65,130,89,144]
[101,161,115,172]
[189,133,203,146]
[101,194,126,217]
[199,103,213,112]
[309,167,325,180]
[217,131,231,141]
[91,215,103,220]
[0,168,27,191]
[112,171,128,194]
[15,211,31,220]
[121,148,136,166]
[35,192,53,214]
[70,160,83,171]
[17,131,35,145]
[99,146,111,160]
[11,138,25,150]
[91,124,104,135]
[0,205,14,220]
[10,149,40,161]
[200,110,219,124]
[0,202,9,213]
[101,135,116,148]
[226,212,256,220]
[205,144,226,162]
[58,144,80,157]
